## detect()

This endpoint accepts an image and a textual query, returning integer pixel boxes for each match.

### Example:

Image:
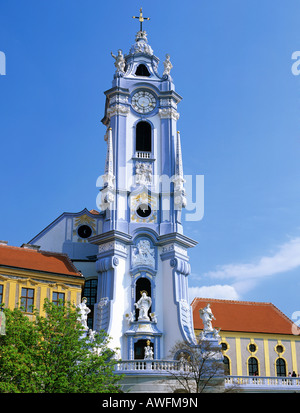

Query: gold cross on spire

[132,8,150,31]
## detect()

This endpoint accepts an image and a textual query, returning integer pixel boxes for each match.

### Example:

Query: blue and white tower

[90,12,198,365]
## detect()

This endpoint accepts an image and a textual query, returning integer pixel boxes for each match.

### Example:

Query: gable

[28,209,103,260]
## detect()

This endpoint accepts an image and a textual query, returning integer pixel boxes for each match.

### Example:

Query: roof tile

[0,244,82,277]
[191,297,294,335]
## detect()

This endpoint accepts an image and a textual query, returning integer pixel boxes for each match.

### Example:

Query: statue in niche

[132,239,155,268]
[77,297,91,330]
[144,340,154,360]
[134,291,152,321]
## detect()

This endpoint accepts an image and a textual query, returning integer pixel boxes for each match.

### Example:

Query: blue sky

[1,0,300,322]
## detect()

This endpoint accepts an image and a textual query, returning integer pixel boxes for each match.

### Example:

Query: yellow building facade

[216,331,300,377]
[0,242,84,318]
[192,298,300,378]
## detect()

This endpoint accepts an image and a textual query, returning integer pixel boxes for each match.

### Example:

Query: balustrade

[115,361,300,390]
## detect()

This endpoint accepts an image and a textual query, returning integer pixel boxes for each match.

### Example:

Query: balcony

[135,151,152,159]
[115,361,300,391]
[115,359,190,376]
[225,375,300,392]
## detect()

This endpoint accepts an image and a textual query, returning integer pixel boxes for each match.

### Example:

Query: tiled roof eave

[0,264,83,279]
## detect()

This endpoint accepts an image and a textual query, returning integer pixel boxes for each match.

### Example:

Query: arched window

[136,121,151,152]
[135,64,150,77]
[248,357,259,376]
[83,278,98,329]
[223,356,230,375]
[276,358,287,377]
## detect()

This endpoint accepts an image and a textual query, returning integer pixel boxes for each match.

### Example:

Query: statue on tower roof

[163,54,173,77]
[111,49,125,75]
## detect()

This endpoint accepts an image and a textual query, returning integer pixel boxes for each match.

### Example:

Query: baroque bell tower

[89,9,198,362]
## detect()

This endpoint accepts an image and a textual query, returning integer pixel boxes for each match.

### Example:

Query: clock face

[132,90,156,114]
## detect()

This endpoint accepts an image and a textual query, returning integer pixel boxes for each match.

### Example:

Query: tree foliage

[0,300,122,393]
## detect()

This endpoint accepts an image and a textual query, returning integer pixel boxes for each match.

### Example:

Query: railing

[116,361,300,390]
[225,375,300,390]
[115,360,191,375]
[136,151,151,159]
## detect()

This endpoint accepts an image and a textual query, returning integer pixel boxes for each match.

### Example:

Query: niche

[135,277,152,320]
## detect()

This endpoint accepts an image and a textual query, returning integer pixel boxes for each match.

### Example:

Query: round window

[221,342,228,351]
[276,345,284,354]
[77,225,92,239]
[249,344,257,353]
[136,203,152,218]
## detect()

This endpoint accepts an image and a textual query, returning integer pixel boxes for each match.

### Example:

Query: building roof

[191,297,295,336]
[27,208,102,245]
[89,209,100,215]
[0,244,82,277]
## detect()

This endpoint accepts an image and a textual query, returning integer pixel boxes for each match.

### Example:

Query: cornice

[88,230,133,246]
[0,266,85,285]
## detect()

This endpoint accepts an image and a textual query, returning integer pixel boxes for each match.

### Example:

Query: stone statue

[134,291,152,321]
[88,328,96,342]
[199,303,215,333]
[111,49,125,73]
[213,327,221,339]
[125,311,135,324]
[178,353,186,370]
[77,297,91,330]
[150,312,158,323]
[163,54,173,76]
[144,340,154,359]
[0,307,6,336]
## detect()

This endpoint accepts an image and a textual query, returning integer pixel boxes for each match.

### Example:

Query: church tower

[89,10,198,361]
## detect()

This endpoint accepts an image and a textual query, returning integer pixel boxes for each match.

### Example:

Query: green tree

[0,300,122,393]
